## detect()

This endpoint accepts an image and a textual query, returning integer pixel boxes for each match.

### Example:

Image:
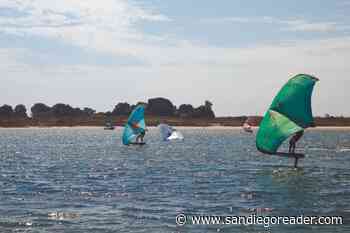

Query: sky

[1,0,350,116]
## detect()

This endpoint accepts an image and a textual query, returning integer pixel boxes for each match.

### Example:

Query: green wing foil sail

[256,74,319,154]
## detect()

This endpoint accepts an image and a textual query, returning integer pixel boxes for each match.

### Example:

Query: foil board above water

[129,142,146,145]
[271,152,305,159]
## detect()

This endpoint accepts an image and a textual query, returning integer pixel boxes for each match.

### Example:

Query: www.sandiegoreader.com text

[175,214,344,228]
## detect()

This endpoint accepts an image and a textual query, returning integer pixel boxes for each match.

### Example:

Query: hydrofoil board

[129,142,146,145]
[273,152,305,159]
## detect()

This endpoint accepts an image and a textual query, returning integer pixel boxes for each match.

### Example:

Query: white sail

[167,131,184,140]
[158,124,184,141]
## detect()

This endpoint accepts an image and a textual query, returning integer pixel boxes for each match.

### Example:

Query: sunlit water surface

[0,127,349,232]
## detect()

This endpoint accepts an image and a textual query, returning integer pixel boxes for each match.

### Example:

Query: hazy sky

[1,0,350,116]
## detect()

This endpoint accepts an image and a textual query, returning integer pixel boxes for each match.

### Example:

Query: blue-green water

[0,127,349,233]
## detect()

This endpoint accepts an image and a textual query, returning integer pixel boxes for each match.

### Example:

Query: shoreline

[1,126,350,130]
[2,116,350,128]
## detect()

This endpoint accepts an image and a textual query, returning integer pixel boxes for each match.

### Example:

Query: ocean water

[0,127,349,233]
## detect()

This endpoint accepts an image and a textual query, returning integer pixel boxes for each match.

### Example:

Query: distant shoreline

[1,115,350,128]
[1,126,350,130]
[2,100,350,127]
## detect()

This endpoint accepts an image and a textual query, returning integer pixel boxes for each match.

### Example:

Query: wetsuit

[289,131,304,153]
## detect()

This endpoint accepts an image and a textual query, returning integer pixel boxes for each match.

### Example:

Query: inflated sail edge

[256,74,318,154]
[270,74,318,128]
[122,105,146,145]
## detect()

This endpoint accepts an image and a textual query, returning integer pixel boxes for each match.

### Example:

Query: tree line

[0,97,215,120]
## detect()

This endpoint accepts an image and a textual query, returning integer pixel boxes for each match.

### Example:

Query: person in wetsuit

[136,129,145,143]
[289,130,304,153]
[130,121,146,143]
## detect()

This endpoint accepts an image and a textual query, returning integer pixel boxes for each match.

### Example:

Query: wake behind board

[129,142,146,145]
[272,152,305,159]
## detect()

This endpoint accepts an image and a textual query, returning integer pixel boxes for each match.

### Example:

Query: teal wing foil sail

[122,105,146,145]
[122,124,137,145]
[256,74,319,154]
